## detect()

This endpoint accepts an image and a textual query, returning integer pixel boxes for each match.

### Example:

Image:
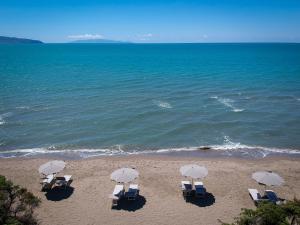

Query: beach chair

[41,174,55,191]
[194,181,206,198]
[110,184,125,206]
[265,190,282,205]
[55,175,72,189]
[181,181,192,197]
[248,188,268,205]
[126,184,139,201]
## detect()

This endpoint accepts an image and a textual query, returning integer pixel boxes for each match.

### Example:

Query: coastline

[1,145,300,160]
[1,155,299,225]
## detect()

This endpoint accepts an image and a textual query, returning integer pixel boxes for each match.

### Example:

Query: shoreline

[1,155,299,225]
[1,146,300,160]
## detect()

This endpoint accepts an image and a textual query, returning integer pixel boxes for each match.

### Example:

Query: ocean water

[0,43,300,158]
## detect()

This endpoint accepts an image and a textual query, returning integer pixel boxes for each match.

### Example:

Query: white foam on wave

[153,100,172,109]
[0,112,13,125]
[210,136,300,157]
[211,96,244,112]
[16,106,30,109]
[0,116,6,125]
[0,147,126,158]
[1,141,299,159]
[0,146,199,158]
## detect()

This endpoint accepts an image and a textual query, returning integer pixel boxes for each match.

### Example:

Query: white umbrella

[180,164,208,179]
[111,168,139,183]
[39,160,66,175]
[252,171,284,186]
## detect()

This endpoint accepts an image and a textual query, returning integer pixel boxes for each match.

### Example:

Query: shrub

[0,175,40,225]
[222,199,300,225]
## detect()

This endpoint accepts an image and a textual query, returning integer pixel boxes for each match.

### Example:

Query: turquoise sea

[0,43,300,158]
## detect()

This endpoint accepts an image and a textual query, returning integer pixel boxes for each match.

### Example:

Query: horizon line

[46,41,300,44]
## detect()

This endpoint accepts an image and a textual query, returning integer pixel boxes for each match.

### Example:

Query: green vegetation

[0,36,43,44]
[0,175,41,225]
[222,199,300,225]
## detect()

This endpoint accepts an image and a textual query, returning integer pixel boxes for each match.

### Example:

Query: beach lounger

[194,181,206,198]
[265,190,282,205]
[248,188,269,205]
[55,175,73,189]
[63,175,72,187]
[41,174,55,190]
[248,189,262,203]
[181,181,192,197]
[110,184,125,206]
[126,184,139,200]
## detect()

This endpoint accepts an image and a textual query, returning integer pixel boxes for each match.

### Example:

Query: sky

[0,0,300,43]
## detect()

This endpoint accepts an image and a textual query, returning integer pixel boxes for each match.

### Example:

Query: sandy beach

[0,155,299,225]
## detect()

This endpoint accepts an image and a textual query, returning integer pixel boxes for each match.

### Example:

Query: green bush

[222,199,300,225]
[0,175,41,225]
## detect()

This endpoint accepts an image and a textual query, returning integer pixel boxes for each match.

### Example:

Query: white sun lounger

[248,188,268,205]
[248,189,261,201]
[111,184,125,206]
[41,174,55,190]
[194,181,206,198]
[126,184,139,200]
[64,175,72,183]
[181,181,192,197]
[55,175,73,189]
[42,174,54,184]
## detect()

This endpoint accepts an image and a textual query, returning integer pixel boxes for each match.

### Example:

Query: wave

[0,147,149,158]
[211,96,244,112]
[16,106,30,110]
[211,136,300,156]
[0,115,6,125]
[153,100,172,109]
[1,143,299,159]
[0,112,13,126]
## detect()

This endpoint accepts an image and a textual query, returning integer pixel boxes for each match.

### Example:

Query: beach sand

[0,155,299,225]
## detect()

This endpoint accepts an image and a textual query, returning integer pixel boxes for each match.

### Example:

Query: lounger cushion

[195,186,206,194]
[195,182,206,196]
[126,189,138,196]
[265,190,279,203]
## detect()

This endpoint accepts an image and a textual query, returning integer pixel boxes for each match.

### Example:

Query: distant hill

[0,36,43,44]
[70,39,130,44]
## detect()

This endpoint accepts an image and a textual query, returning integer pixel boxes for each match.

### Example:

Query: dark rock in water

[0,36,43,44]
[198,147,211,151]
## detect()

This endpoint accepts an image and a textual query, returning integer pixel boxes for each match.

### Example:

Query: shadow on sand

[45,186,74,201]
[185,192,215,207]
[112,195,146,211]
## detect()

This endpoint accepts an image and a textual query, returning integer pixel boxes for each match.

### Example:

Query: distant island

[0,36,43,44]
[70,39,130,44]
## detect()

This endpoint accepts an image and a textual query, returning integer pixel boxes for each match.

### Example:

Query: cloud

[67,34,104,40]
[142,33,153,38]
[137,33,154,41]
